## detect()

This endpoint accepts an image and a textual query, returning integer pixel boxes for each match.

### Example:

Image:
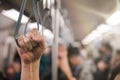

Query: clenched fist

[17,28,46,64]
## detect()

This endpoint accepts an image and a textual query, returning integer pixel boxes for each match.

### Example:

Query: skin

[17,28,46,80]
[58,45,76,80]
[17,28,75,80]
[58,58,76,80]
[114,73,120,80]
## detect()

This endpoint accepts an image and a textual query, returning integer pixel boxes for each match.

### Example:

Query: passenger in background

[79,47,95,80]
[58,43,76,80]
[68,42,95,80]
[93,42,113,80]
[79,44,87,59]
[5,64,16,80]
[68,46,83,80]
[109,50,120,80]
[4,62,21,80]
[40,40,76,80]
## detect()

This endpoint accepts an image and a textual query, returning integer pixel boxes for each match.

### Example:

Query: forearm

[30,60,40,80]
[17,28,46,80]
[21,60,40,80]
[21,62,31,80]
[58,58,73,80]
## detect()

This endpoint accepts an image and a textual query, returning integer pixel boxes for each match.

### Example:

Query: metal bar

[52,0,61,80]
[32,0,40,30]
[52,8,58,80]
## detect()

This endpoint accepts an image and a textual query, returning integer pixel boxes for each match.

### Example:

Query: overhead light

[96,24,112,33]
[82,24,112,45]
[82,30,101,45]
[1,9,28,23]
[106,11,120,25]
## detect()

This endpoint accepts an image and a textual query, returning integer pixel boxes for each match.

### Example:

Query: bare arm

[17,28,46,80]
[58,58,76,80]
[58,45,76,80]
[21,60,40,80]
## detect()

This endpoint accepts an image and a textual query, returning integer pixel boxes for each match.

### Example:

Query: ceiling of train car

[0,13,15,30]
[61,0,118,40]
[0,0,119,40]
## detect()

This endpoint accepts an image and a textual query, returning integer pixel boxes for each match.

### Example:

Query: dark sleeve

[110,65,120,80]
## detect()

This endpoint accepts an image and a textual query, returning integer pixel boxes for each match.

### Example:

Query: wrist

[21,59,40,80]
[22,62,31,70]
[30,59,40,80]
[30,59,40,72]
[21,59,40,68]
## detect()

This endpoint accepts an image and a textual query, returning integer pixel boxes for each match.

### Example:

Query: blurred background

[0,0,120,80]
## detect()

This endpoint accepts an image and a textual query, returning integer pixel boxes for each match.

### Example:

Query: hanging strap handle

[36,0,44,35]
[32,0,40,30]
[14,0,27,47]
[37,0,51,36]
[24,9,34,34]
